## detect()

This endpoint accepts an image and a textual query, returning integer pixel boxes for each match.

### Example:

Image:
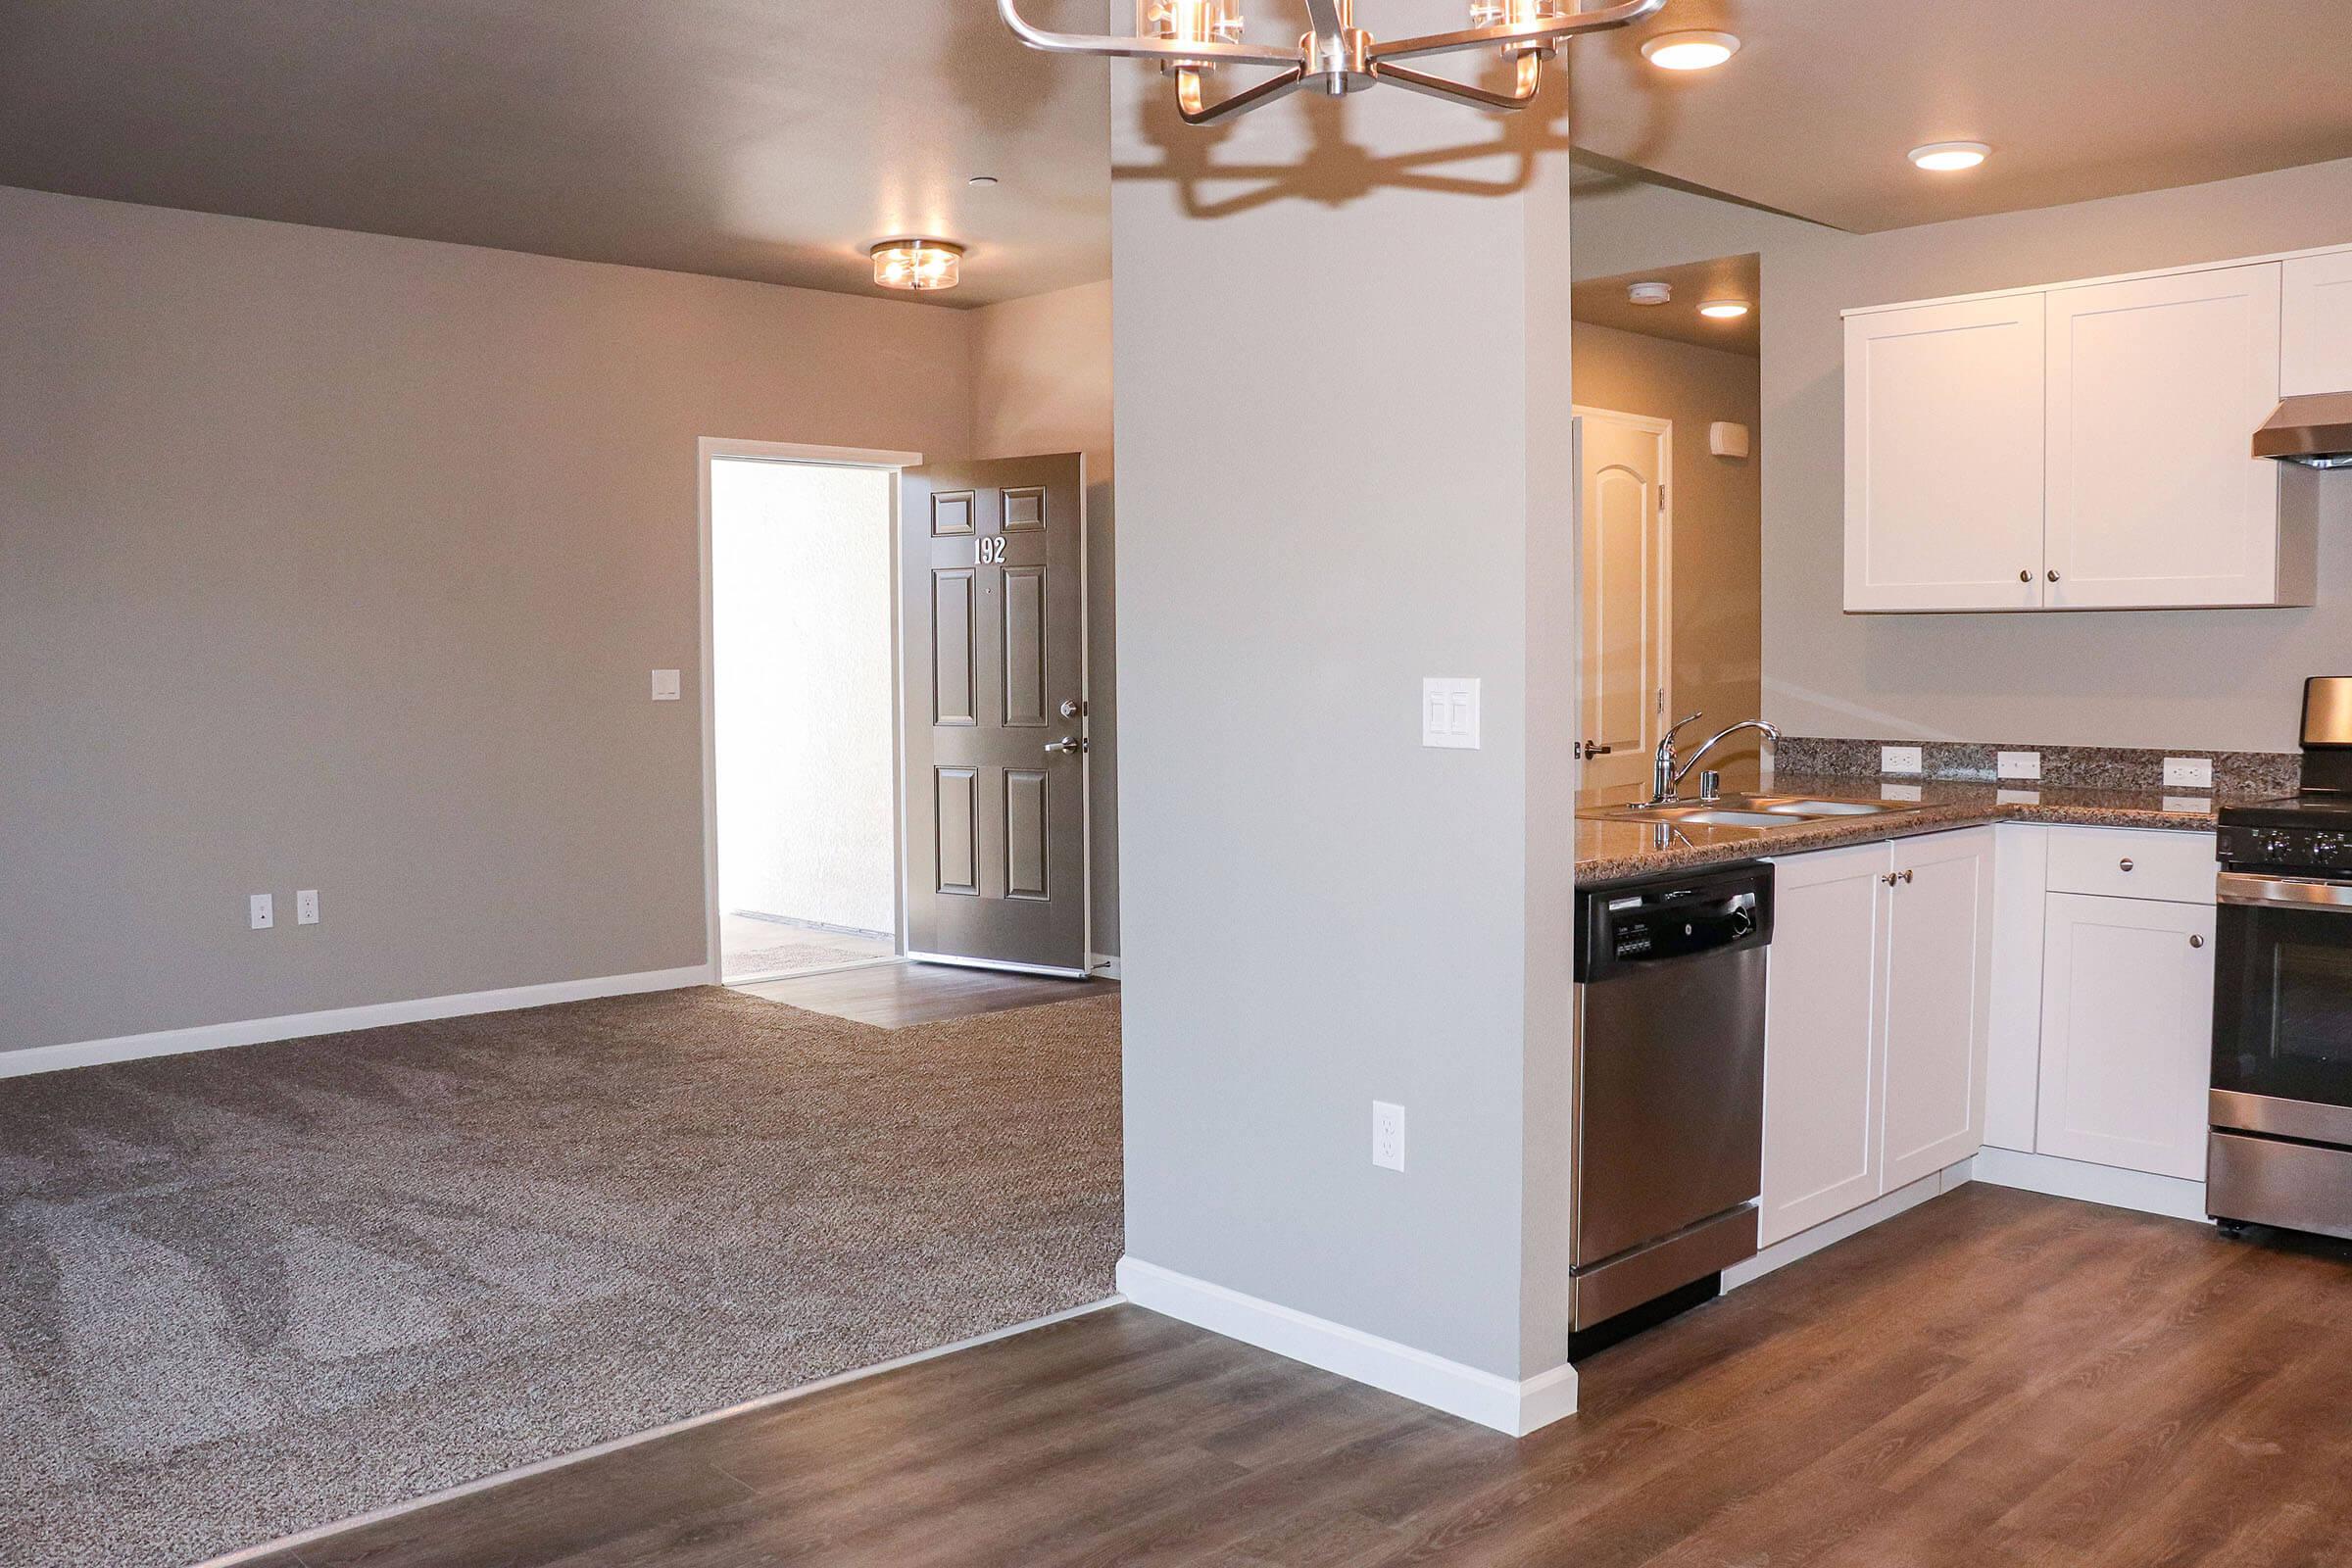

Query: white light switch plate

[1421,678,1480,750]
[2163,757,2213,790]
[651,668,681,702]
[249,893,273,930]
[1881,745,1924,775]
[1996,751,2041,781]
[296,889,320,926]
[1372,1102,1406,1171]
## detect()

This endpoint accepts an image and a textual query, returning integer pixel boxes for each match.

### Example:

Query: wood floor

[733,958,1114,1027]
[246,1184,2352,1568]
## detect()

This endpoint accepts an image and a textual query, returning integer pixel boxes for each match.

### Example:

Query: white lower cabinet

[2034,891,2217,1180]
[1760,829,1992,1247]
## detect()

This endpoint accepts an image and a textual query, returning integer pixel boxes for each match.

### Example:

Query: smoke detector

[1628,281,1673,306]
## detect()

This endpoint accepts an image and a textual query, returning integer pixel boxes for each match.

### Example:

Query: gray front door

[901,454,1088,975]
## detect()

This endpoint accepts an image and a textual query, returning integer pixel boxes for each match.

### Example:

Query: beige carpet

[0,986,1121,1568]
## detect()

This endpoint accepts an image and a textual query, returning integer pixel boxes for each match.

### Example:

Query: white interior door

[1576,408,1670,795]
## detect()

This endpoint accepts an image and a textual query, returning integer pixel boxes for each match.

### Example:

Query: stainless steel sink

[1581,793,1920,828]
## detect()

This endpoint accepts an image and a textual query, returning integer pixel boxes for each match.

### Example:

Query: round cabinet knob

[2019,569,2032,582]
[2048,569,2061,582]
[2119,858,2135,872]
[2191,934,2206,949]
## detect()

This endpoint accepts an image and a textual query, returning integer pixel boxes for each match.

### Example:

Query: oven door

[2213,872,2352,1142]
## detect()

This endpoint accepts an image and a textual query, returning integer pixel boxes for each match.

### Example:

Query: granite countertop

[1575,771,2257,884]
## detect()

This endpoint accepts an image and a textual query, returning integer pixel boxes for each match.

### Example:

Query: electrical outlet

[1881,745,1924,775]
[1996,751,2041,781]
[2163,757,2214,790]
[249,893,274,930]
[296,889,320,925]
[1372,1102,1406,1171]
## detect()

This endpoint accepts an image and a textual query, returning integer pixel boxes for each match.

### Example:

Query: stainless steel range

[2211,676,2352,1241]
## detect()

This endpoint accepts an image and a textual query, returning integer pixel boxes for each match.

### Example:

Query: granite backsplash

[1771,736,2300,798]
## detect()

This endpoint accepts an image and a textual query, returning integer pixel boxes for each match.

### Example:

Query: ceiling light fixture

[1639,29,1739,70]
[870,238,963,292]
[1628,280,1672,306]
[999,0,1666,124]
[967,174,1000,187]
[1697,298,1750,318]
[1909,140,1990,172]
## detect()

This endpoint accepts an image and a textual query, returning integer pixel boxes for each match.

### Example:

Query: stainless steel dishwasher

[1570,859,1772,1359]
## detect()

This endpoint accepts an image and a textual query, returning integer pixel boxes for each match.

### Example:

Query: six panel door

[899,455,1089,975]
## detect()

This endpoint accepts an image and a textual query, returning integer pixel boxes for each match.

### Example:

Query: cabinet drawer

[2044,826,2216,905]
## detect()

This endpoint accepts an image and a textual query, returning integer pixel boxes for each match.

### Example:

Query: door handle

[1045,735,1089,757]
[1576,741,1614,760]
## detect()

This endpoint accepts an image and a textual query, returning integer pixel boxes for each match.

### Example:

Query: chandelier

[998,0,1667,123]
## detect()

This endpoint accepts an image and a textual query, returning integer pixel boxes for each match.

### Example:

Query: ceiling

[0,0,1112,309]
[4,3,2352,307]
[1573,255,1759,357]
[1573,0,2352,233]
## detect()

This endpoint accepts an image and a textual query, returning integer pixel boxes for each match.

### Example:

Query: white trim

[2,965,712,1080]
[1086,952,1122,980]
[1839,238,2352,319]
[1971,1145,2208,1223]
[905,950,1091,982]
[1723,1160,1972,1291]
[699,437,917,989]
[1115,1256,1576,1438]
[189,1296,1120,1568]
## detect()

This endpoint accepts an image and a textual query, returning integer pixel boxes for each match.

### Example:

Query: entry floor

[735,958,1113,1027]
[256,1183,2352,1568]
[718,912,894,983]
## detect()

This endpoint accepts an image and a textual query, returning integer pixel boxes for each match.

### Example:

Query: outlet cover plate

[1372,1101,1406,1171]
[1996,750,2041,781]
[1881,745,1924,776]
[296,889,320,925]
[2163,757,2214,790]
[249,893,274,931]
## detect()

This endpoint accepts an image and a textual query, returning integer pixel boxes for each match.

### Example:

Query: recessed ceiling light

[870,238,963,291]
[967,174,1000,186]
[1909,140,1990,172]
[1628,280,1673,306]
[1697,299,1751,319]
[1640,30,1740,71]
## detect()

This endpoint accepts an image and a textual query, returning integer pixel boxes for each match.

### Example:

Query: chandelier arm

[1176,65,1312,124]
[1365,0,1667,63]
[1368,59,1543,112]
[996,0,1304,67]
[1301,0,1349,42]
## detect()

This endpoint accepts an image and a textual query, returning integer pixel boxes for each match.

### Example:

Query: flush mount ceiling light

[1697,298,1750,318]
[1628,280,1673,306]
[870,238,963,291]
[1909,140,1990,172]
[966,174,1001,187]
[1639,28,1739,70]
[999,0,1666,123]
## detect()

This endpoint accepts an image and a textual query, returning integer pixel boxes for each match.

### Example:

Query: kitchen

[1567,228,2352,1356]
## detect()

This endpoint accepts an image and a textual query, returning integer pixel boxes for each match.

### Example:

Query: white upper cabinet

[2044,264,2285,609]
[1844,250,2326,612]
[2282,250,2352,396]
[1844,295,2045,612]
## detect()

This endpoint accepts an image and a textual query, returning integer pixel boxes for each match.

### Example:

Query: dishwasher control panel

[1575,862,1774,984]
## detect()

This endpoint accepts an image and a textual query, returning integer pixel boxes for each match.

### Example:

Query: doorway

[708,449,906,984]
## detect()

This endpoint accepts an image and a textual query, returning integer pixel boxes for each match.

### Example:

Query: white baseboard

[1086,952,1121,980]
[1723,1161,1972,1292]
[2,963,716,1080]
[1971,1146,2208,1222]
[1114,1256,1575,1437]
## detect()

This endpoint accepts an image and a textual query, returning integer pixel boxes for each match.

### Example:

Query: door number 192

[976,537,1006,564]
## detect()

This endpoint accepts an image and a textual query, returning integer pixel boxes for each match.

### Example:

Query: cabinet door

[1760,843,1888,1246]
[2044,264,2283,608]
[1882,829,1993,1190]
[2035,893,2217,1179]
[1845,296,2046,612]
[2282,251,2352,397]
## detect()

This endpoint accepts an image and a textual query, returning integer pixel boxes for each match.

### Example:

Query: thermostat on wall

[1708,421,1750,460]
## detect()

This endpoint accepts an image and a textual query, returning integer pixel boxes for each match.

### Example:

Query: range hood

[2253,392,2352,468]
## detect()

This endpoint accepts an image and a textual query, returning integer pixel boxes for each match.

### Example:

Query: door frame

[698,436,923,984]
[1571,405,1673,791]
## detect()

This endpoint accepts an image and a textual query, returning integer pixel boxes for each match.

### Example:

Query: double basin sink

[1580,793,1921,831]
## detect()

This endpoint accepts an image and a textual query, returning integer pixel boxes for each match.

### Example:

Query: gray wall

[0,185,974,1054]
[1573,156,2352,753]
[970,280,1119,957]
[1571,320,1763,783]
[1113,81,1579,1381]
